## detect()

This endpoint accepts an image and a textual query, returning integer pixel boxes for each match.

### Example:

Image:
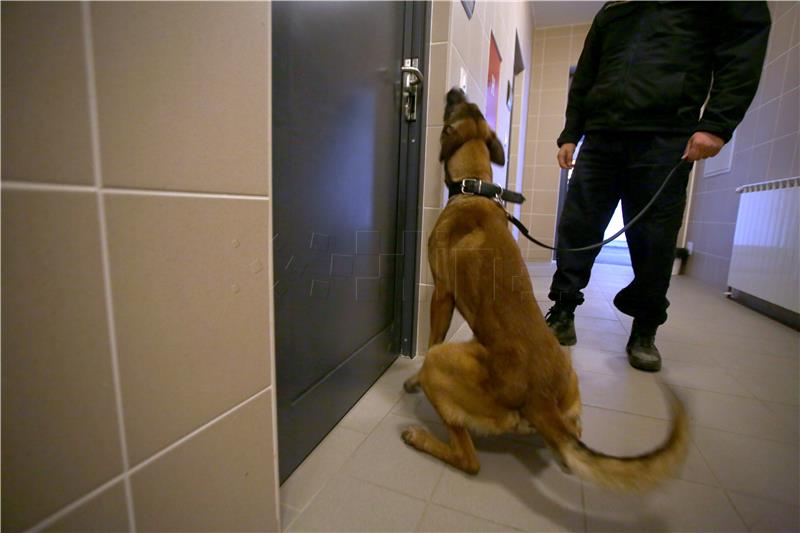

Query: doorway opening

[596,202,631,265]
[506,33,526,239]
[554,67,630,266]
[554,140,632,266]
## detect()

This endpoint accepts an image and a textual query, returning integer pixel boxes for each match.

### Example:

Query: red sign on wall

[486,33,502,131]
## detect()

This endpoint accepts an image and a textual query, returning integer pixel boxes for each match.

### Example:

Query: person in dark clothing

[545,1,771,371]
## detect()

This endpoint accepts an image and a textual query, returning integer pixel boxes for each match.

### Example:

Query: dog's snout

[446,87,466,106]
[444,87,467,121]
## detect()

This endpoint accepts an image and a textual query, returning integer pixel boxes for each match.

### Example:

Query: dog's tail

[533,383,689,492]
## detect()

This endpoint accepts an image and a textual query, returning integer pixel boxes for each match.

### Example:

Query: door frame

[397,1,429,356]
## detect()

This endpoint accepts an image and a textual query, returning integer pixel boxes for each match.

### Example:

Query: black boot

[626,320,661,372]
[545,304,577,346]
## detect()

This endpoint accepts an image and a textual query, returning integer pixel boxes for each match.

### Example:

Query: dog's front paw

[514,418,537,436]
[403,374,421,393]
[402,425,426,446]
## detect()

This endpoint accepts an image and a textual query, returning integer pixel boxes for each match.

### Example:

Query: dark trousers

[549,132,693,327]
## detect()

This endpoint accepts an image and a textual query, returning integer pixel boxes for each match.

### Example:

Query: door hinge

[402,58,424,122]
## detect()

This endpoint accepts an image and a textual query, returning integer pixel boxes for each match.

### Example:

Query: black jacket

[557,1,771,146]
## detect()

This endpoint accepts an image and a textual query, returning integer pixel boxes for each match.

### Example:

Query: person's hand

[557,143,577,169]
[682,132,725,161]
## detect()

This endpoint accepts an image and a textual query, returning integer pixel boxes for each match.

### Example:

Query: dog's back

[428,194,570,408]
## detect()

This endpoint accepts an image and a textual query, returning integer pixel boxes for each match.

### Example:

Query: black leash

[450,159,690,253]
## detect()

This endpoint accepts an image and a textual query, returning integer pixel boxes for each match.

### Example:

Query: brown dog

[402,88,688,491]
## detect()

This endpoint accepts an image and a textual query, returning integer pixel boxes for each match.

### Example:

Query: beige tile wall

[416,1,535,355]
[507,68,529,240]
[520,23,591,261]
[1,3,279,532]
[1,2,94,185]
[686,2,798,288]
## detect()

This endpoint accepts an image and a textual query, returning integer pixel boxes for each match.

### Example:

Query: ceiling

[529,1,604,28]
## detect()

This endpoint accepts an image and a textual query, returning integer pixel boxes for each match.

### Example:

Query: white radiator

[728,177,800,314]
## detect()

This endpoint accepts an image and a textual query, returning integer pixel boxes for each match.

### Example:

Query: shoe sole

[559,337,577,347]
[547,324,578,346]
[548,326,577,346]
[626,348,661,372]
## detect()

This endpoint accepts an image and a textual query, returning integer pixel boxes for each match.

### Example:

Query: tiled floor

[280,262,800,532]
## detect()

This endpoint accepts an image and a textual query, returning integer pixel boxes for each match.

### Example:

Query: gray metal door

[272,1,425,481]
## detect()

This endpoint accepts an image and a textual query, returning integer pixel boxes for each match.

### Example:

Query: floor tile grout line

[670,380,792,408]
[726,487,800,512]
[720,367,764,401]
[423,502,527,532]
[577,396,798,447]
[578,367,771,404]
[580,480,589,533]
[684,422,799,448]
[579,396,727,433]
[279,502,302,531]
[338,390,407,438]
[80,3,137,532]
[413,501,432,532]
[577,369,760,401]
[685,427,725,489]
[338,468,524,532]
[421,462,527,532]
[341,471,430,504]
[419,458,448,532]
[285,384,403,517]
[759,396,800,412]
[333,386,548,532]
[686,433,752,528]
[751,394,800,421]
[722,488,752,531]
[296,360,438,518]
[347,446,795,527]
[283,425,374,516]
[281,462,342,517]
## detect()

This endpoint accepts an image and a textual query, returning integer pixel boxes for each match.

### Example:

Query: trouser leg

[549,134,623,309]
[614,134,692,327]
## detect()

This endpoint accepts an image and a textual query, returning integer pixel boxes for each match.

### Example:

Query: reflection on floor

[280,262,799,532]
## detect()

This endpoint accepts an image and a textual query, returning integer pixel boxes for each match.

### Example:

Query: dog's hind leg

[403,341,519,473]
[402,424,480,475]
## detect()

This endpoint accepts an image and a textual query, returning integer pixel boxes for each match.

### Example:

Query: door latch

[402,58,424,122]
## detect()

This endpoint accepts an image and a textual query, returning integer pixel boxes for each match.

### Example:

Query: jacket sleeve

[696,2,771,142]
[557,19,602,147]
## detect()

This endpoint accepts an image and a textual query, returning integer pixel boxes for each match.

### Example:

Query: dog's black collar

[448,178,526,204]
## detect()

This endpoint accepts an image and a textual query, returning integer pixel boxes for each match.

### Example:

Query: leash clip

[493,190,505,206]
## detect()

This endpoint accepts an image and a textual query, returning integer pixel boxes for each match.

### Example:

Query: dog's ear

[487,132,505,166]
[439,125,464,162]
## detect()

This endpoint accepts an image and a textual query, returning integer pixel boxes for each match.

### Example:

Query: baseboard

[727,288,800,331]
